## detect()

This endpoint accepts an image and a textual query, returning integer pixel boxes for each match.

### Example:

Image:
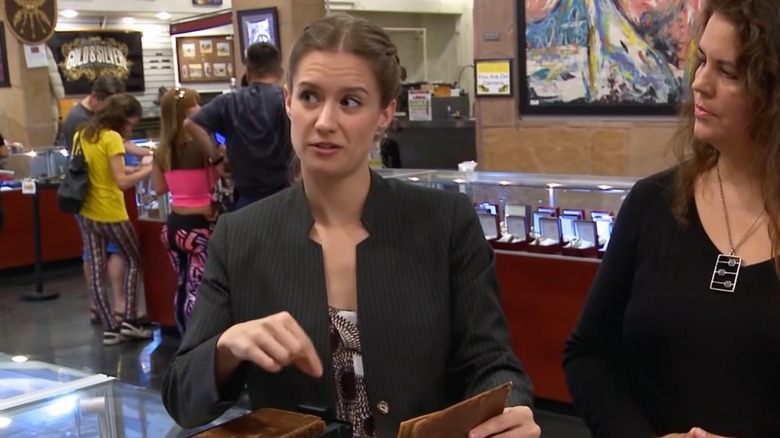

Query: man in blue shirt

[185,42,291,211]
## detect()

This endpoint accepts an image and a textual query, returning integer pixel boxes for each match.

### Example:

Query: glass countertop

[0,380,248,437]
[0,353,107,408]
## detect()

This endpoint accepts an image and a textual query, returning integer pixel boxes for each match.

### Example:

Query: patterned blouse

[329,307,377,438]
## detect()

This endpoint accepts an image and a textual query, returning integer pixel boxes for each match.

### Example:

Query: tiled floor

[0,261,591,438]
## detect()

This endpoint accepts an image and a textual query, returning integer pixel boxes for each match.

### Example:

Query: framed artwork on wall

[475,59,513,97]
[236,7,280,64]
[176,35,235,83]
[517,0,703,116]
[0,22,10,88]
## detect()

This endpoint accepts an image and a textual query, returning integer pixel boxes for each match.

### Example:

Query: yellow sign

[475,59,512,97]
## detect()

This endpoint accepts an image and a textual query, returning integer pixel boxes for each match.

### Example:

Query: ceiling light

[60,9,78,18]
[121,17,135,24]
[155,12,172,20]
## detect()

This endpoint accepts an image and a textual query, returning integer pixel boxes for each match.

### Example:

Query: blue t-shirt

[189,83,290,198]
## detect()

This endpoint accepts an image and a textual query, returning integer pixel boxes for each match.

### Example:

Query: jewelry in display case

[476,202,501,240]
[563,219,599,258]
[529,216,563,254]
[493,204,532,250]
[374,168,636,260]
[559,208,584,243]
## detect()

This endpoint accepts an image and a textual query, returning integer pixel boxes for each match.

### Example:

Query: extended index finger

[282,316,323,378]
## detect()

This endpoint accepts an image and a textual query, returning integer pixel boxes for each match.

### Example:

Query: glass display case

[0,380,247,438]
[0,353,111,410]
[376,169,639,258]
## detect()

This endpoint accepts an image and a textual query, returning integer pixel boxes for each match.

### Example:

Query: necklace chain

[715,164,765,256]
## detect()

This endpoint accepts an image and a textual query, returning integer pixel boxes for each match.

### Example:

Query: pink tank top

[164,167,218,208]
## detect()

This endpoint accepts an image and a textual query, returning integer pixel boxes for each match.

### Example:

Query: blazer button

[377,401,390,414]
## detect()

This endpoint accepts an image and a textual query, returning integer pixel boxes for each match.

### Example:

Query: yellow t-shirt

[77,129,129,222]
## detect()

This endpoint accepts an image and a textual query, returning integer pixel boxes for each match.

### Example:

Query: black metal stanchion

[22,186,60,302]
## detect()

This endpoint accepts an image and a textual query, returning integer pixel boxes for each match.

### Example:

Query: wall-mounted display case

[376,168,637,258]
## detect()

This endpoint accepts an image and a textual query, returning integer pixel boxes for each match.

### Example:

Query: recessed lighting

[598,184,612,190]
[155,12,172,20]
[0,417,11,428]
[60,9,78,18]
[121,17,135,24]
[11,355,28,363]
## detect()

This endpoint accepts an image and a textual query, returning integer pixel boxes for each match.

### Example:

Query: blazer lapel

[283,183,335,414]
[355,173,403,395]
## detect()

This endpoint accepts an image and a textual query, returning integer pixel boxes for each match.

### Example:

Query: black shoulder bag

[57,136,89,214]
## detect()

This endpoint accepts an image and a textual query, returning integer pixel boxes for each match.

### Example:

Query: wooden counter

[496,251,597,403]
[138,218,177,328]
[0,187,138,270]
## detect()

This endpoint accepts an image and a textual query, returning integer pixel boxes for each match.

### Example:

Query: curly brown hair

[671,0,780,275]
[79,94,143,144]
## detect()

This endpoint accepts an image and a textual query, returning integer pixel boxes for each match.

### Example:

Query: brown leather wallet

[397,382,513,438]
[192,408,326,438]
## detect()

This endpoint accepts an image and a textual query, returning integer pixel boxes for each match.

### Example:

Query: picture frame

[475,58,513,97]
[516,0,701,116]
[176,35,235,84]
[0,22,10,88]
[236,7,280,64]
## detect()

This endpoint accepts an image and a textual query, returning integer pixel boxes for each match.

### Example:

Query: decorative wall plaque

[3,0,57,44]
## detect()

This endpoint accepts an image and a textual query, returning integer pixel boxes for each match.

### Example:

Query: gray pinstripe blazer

[161,170,534,436]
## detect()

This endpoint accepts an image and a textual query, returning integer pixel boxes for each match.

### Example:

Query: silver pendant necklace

[709,164,765,293]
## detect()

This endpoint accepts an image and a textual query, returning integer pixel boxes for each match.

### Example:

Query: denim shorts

[75,215,121,261]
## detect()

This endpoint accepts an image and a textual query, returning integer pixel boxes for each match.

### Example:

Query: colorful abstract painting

[518,0,704,115]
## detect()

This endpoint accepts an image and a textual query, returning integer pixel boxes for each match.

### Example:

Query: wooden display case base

[561,246,598,258]
[526,242,562,255]
[496,252,599,403]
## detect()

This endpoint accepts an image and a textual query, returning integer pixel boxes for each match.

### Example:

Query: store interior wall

[0,18,58,148]
[347,8,475,106]
[473,0,677,177]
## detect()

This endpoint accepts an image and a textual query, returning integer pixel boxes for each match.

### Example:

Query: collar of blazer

[286,169,393,236]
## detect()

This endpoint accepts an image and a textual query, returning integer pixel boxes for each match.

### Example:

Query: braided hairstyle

[287,14,402,107]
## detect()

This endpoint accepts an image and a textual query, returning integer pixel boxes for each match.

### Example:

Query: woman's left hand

[468,406,541,438]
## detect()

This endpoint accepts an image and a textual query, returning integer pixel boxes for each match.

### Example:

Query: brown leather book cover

[193,408,326,438]
[397,382,513,438]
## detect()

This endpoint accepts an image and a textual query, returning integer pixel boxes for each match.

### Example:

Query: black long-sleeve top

[563,168,780,438]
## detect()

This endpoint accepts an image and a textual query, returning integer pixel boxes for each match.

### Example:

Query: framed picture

[236,7,280,64]
[46,30,145,95]
[517,0,702,116]
[176,35,235,84]
[0,22,10,88]
[475,59,513,97]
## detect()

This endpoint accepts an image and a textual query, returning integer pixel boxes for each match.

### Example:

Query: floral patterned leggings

[161,213,212,335]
